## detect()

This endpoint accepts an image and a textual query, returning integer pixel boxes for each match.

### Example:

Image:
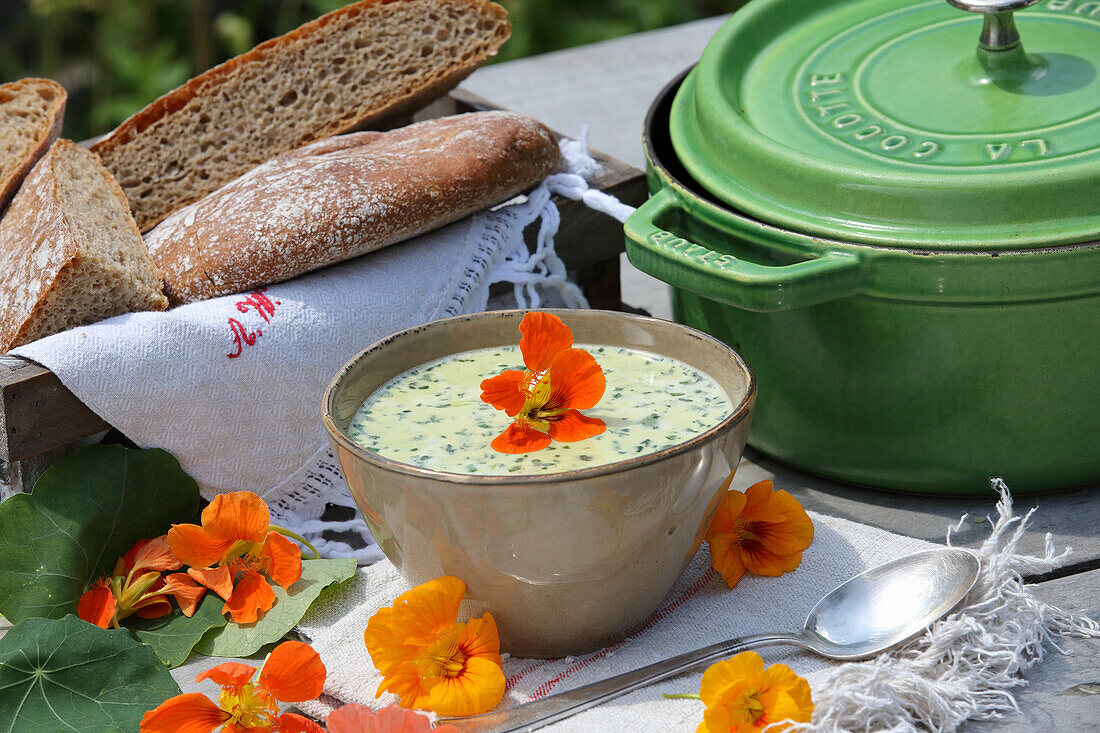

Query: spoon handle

[442,632,806,732]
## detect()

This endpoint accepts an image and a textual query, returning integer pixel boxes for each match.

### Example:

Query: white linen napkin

[13,136,623,559]
[293,488,1099,732]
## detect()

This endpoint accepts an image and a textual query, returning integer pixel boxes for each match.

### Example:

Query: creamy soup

[348,345,735,475]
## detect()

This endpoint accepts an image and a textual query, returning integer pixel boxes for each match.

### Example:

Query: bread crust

[91,0,510,231]
[0,78,67,215]
[0,140,167,352]
[144,111,561,305]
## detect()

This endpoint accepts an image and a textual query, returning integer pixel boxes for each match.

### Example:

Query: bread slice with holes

[0,140,168,351]
[91,0,510,232]
[0,78,67,216]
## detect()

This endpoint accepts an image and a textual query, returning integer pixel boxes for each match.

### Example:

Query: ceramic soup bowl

[322,309,755,657]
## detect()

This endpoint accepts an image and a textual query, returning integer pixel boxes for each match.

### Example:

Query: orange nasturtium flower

[168,491,308,623]
[326,704,460,733]
[705,478,814,589]
[141,640,327,733]
[77,535,204,628]
[364,576,505,717]
[696,651,813,733]
[480,311,606,454]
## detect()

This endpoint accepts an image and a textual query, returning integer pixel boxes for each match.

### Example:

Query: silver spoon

[442,548,980,732]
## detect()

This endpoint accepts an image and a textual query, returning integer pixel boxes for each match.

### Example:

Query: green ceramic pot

[624,0,1100,495]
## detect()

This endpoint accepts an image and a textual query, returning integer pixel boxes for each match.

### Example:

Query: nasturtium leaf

[0,444,201,623]
[194,557,356,657]
[0,615,181,733]
[128,593,228,668]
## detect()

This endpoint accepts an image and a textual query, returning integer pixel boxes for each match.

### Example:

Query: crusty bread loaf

[0,78,66,215]
[144,111,560,305]
[0,140,168,351]
[92,0,510,232]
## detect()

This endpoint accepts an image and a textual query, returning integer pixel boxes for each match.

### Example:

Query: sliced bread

[0,78,67,215]
[0,140,168,352]
[144,111,561,305]
[92,0,511,232]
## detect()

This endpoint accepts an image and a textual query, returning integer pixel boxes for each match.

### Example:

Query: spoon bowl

[802,548,981,660]
[443,548,981,732]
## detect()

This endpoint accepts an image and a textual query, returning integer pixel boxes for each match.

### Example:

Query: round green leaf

[194,557,356,657]
[0,445,201,623]
[0,615,181,732]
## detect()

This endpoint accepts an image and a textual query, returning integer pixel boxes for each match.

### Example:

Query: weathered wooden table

[463,16,1100,731]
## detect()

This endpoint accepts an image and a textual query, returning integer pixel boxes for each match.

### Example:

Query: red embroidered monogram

[227,289,281,358]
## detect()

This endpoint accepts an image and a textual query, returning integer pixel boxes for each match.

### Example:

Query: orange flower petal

[708,532,748,589]
[133,596,174,619]
[740,545,805,578]
[375,661,431,710]
[77,582,116,629]
[547,410,606,443]
[480,370,528,416]
[164,572,206,617]
[201,491,271,543]
[262,532,303,591]
[389,576,467,645]
[326,704,444,733]
[518,312,573,373]
[699,652,765,705]
[223,570,276,624]
[705,489,748,541]
[126,535,183,575]
[258,640,327,702]
[195,661,257,689]
[169,523,235,569]
[544,348,605,411]
[460,614,503,668]
[490,422,551,454]
[188,566,234,601]
[140,692,229,733]
[277,713,326,733]
[364,607,419,676]
[742,480,789,525]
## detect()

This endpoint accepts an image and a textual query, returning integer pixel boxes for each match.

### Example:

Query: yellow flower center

[415,626,469,680]
[224,540,269,579]
[219,682,278,729]
[516,376,567,432]
[719,685,767,728]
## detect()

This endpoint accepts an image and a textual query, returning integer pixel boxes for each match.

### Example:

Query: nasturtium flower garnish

[141,640,327,733]
[326,703,460,733]
[168,491,315,623]
[696,651,813,732]
[705,478,815,589]
[364,576,505,717]
[480,311,606,454]
[77,535,202,628]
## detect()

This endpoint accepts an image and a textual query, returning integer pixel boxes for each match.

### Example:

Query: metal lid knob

[946,0,1041,51]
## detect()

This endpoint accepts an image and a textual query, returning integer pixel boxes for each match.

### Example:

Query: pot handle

[624,189,864,312]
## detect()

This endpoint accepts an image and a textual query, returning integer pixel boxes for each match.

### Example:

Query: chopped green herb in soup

[348,345,735,475]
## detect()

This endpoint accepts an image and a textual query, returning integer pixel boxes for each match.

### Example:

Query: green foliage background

[0,0,737,142]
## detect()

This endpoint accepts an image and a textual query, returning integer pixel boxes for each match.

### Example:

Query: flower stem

[663,693,702,700]
[269,524,321,559]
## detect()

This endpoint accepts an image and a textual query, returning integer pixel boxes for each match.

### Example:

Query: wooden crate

[0,89,647,477]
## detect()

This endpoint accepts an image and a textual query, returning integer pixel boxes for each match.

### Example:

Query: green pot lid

[670,0,1100,249]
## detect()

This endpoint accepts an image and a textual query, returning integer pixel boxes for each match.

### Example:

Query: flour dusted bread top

[92,0,510,232]
[144,111,561,305]
[0,140,167,352]
[0,78,66,215]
